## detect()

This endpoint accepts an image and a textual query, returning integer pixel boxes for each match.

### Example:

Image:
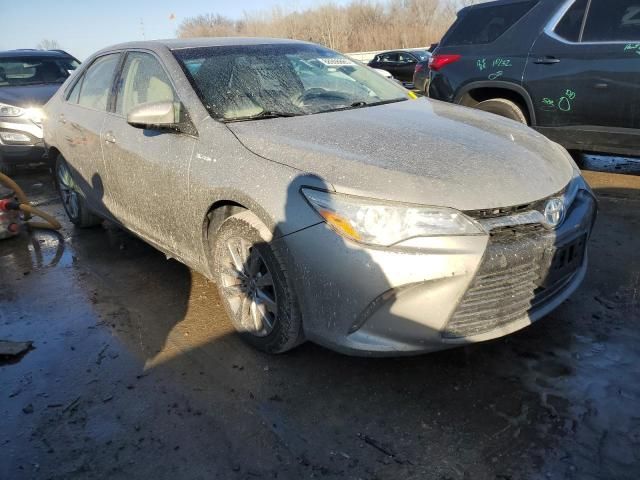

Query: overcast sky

[1,0,350,60]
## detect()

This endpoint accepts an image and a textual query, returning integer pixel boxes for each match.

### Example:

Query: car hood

[0,84,61,107]
[227,98,574,210]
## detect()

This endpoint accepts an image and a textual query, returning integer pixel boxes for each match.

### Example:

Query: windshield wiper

[223,110,301,123]
[319,98,408,114]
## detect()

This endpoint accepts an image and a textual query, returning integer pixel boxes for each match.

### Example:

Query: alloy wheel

[57,162,80,220]
[220,237,278,337]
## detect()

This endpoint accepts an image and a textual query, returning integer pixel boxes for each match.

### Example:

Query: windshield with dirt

[173,43,409,121]
[0,56,80,86]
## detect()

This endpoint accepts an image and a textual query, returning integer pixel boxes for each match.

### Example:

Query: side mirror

[127,101,180,130]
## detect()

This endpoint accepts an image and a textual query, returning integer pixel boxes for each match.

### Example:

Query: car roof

[97,37,315,54]
[0,49,75,59]
[377,48,428,54]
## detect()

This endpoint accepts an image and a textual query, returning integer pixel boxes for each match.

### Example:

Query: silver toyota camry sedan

[43,38,596,356]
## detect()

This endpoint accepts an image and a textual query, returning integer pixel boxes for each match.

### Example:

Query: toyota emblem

[544,198,565,228]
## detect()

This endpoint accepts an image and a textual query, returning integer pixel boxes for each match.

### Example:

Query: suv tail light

[428,54,461,71]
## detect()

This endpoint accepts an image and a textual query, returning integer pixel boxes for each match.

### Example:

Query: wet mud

[1,169,639,479]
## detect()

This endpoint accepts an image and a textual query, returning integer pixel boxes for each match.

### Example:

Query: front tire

[474,98,528,124]
[55,155,102,228]
[212,211,304,353]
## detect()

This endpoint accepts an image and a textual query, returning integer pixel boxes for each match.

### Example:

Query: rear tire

[211,210,304,354]
[54,155,102,228]
[474,98,528,124]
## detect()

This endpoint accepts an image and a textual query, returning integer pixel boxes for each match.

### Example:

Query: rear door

[395,52,419,83]
[101,50,197,254]
[525,0,640,131]
[56,53,121,217]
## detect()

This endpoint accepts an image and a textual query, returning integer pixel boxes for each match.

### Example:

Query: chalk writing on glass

[488,71,503,80]
[477,58,487,71]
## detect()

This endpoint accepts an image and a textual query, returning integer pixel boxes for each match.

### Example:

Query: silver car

[43,38,596,356]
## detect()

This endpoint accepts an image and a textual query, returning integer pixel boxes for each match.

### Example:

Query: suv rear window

[441,1,538,46]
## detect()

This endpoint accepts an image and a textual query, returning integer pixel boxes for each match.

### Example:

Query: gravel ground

[1,168,638,480]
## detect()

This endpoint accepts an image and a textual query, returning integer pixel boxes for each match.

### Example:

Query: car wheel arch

[455,81,536,126]
[201,192,279,269]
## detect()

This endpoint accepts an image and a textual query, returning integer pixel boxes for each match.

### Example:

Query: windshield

[173,43,410,121]
[0,56,80,87]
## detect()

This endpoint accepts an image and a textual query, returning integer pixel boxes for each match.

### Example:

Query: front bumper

[279,189,596,356]
[0,118,46,165]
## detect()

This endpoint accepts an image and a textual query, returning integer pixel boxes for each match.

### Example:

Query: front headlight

[0,102,25,117]
[302,188,485,246]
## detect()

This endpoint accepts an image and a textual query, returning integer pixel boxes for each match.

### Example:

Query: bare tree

[176,0,485,52]
[36,39,61,50]
[176,14,237,38]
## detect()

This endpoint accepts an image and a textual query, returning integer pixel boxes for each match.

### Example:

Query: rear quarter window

[554,0,589,42]
[582,0,640,42]
[441,1,539,46]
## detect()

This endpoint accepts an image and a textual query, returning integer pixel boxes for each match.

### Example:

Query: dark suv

[0,50,80,175]
[427,0,640,157]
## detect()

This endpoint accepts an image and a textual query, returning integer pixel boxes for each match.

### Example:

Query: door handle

[534,56,560,65]
[594,83,608,89]
[104,132,116,144]
[58,114,66,124]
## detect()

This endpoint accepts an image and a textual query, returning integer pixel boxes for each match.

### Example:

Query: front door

[369,52,401,78]
[101,50,197,256]
[395,52,418,83]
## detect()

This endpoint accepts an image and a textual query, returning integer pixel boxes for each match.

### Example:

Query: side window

[441,1,538,46]
[115,52,176,116]
[397,53,416,64]
[66,74,84,104]
[582,0,640,42]
[554,0,588,42]
[380,53,399,63]
[77,54,120,111]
